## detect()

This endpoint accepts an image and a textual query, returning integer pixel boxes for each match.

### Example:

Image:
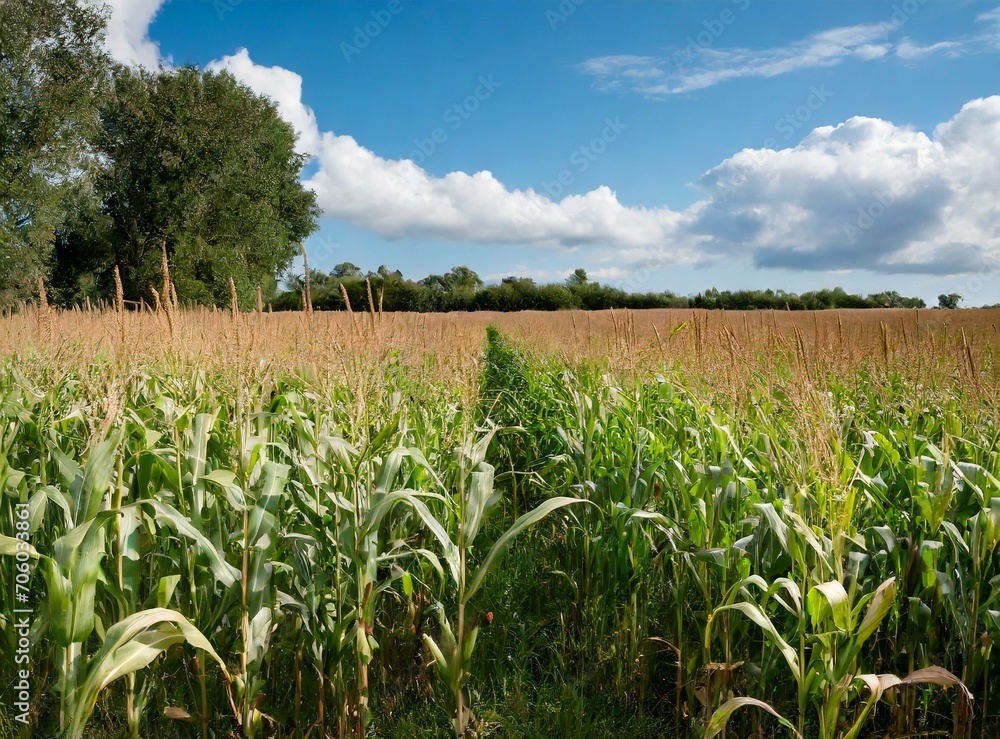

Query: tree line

[274,264,938,313]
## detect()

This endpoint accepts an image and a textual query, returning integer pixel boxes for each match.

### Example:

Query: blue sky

[99,0,1000,305]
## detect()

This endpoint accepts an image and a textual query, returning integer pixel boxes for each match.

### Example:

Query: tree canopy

[54,65,319,307]
[0,0,109,304]
[938,293,962,309]
[1,0,319,309]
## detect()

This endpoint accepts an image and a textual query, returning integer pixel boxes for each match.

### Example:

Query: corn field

[3,305,1000,737]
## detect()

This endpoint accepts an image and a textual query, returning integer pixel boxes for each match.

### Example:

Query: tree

[68,65,319,306]
[374,264,403,280]
[937,293,962,310]
[868,290,904,308]
[332,262,364,279]
[565,268,588,287]
[443,266,483,293]
[867,291,926,309]
[0,0,109,305]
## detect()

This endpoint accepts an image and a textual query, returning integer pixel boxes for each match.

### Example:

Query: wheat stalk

[37,276,52,343]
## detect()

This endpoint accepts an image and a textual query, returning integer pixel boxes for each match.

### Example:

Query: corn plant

[421,428,592,737]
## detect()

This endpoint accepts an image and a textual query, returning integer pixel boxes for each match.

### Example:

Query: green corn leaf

[462,624,479,665]
[0,534,40,558]
[706,697,801,739]
[68,608,230,739]
[715,601,799,678]
[856,577,896,646]
[78,433,122,523]
[464,497,592,604]
[463,463,498,544]
[422,633,452,683]
[186,412,218,488]
[157,575,181,608]
[375,447,406,494]
[807,581,851,632]
[366,490,459,585]
[47,510,121,646]
[140,501,240,587]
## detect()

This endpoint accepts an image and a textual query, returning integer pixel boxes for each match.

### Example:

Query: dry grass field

[6,304,1000,384]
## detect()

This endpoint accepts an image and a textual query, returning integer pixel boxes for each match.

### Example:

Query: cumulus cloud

[86,0,167,68]
[180,48,1000,276]
[690,97,1000,274]
[211,49,696,256]
[88,4,696,258]
[206,52,693,253]
[306,140,690,249]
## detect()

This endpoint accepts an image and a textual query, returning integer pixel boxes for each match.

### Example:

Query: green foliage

[275,265,690,313]
[0,0,109,305]
[274,264,933,314]
[480,325,530,423]
[693,286,926,310]
[938,292,963,309]
[0,5,318,309]
[75,66,319,306]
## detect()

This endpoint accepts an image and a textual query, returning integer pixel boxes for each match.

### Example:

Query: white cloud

[306,136,692,250]
[579,23,897,96]
[86,4,696,258]
[690,97,1000,274]
[190,49,1000,276]
[87,0,167,68]
[577,13,1000,97]
[896,38,962,60]
[212,49,696,256]
[978,7,1000,48]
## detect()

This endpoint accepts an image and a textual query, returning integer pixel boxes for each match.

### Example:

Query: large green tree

[0,0,109,305]
[65,65,320,307]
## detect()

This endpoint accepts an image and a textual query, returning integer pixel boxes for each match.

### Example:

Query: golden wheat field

[6,304,1000,381]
